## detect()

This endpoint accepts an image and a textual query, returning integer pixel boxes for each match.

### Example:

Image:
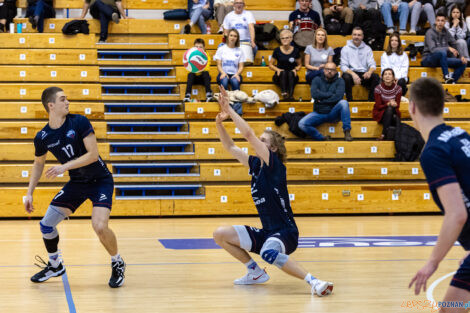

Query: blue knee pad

[261,249,279,264]
[260,239,289,268]
[40,205,66,239]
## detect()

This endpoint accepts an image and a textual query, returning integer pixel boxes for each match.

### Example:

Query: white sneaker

[311,279,334,297]
[234,269,270,285]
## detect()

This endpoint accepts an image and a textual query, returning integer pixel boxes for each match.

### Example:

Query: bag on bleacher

[62,20,90,35]
[254,23,280,50]
[163,9,189,20]
[362,19,386,51]
[393,122,424,162]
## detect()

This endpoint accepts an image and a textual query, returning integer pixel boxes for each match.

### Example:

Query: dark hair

[382,68,396,80]
[194,38,205,47]
[448,4,464,29]
[436,11,446,19]
[352,26,363,34]
[409,77,445,116]
[227,29,241,47]
[41,87,63,113]
[386,32,403,55]
[264,130,287,163]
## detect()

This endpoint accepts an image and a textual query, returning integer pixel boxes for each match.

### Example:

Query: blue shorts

[50,176,114,212]
[244,226,299,255]
[451,253,470,292]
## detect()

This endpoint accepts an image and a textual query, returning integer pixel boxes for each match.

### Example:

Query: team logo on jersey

[99,194,107,201]
[40,131,48,140]
[66,130,76,139]
[243,17,246,22]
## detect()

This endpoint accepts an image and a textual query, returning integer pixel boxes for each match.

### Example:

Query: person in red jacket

[373,68,402,140]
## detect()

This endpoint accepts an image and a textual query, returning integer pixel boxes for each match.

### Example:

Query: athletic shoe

[112,12,120,24]
[444,75,454,84]
[311,279,334,297]
[233,269,270,285]
[109,259,126,288]
[29,16,37,29]
[386,28,394,34]
[184,24,191,34]
[183,94,191,102]
[206,92,214,102]
[31,255,65,283]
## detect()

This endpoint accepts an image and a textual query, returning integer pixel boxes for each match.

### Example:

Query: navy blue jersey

[248,151,298,232]
[34,114,111,183]
[420,124,470,249]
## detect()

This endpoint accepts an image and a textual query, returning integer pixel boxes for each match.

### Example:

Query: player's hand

[24,194,34,213]
[460,251,470,265]
[45,165,66,179]
[409,260,438,295]
[218,85,231,113]
[216,111,230,123]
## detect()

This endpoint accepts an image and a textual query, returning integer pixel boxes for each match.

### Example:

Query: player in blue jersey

[24,87,125,288]
[213,86,333,296]
[408,78,470,311]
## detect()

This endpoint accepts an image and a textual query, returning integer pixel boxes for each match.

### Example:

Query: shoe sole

[31,268,66,283]
[109,277,125,288]
[316,282,334,297]
[112,13,120,24]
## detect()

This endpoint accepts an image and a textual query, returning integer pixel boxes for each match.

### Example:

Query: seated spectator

[298,62,352,141]
[378,0,409,34]
[405,0,435,34]
[222,0,257,57]
[421,12,467,83]
[183,0,214,34]
[214,29,245,114]
[269,29,301,101]
[381,32,409,95]
[445,4,469,61]
[289,0,321,49]
[349,0,381,27]
[304,28,334,85]
[214,0,233,34]
[80,0,129,43]
[439,0,465,15]
[0,0,16,32]
[323,0,354,35]
[295,0,324,26]
[26,0,55,33]
[373,68,402,140]
[183,38,214,103]
[340,27,380,101]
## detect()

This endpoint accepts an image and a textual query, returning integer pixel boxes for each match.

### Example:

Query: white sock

[244,259,262,274]
[111,253,122,263]
[304,273,316,285]
[48,252,60,267]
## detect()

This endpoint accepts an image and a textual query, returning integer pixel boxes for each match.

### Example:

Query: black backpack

[62,20,89,35]
[393,122,425,161]
[254,23,280,50]
[362,19,386,51]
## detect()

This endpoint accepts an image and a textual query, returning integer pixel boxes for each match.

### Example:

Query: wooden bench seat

[0,65,100,82]
[0,49,97,65]
[0,33,96,48]
[0,83,101,100]
[0,102,104,119]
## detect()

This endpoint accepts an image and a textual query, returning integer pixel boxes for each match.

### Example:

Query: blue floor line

[62,270,77,313]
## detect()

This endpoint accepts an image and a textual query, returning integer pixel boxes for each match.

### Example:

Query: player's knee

[92,221,107,236]
[39,221,58,239]
[261,249,279,265]
[213,226,228,244]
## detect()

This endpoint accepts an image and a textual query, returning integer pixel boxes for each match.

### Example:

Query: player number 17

[61,144,75,158]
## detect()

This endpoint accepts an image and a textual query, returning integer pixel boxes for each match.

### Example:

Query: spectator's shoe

[234,269,270,285]
[399,30,407,35]
[310,279,334,297]
[183,24,191,34]
[31,255,65,283]
[109,259,126,288]
[386,28,394,34]
[183,94,191,102]
[344,130,353,142]
[29,16,37,29]
[217,26,223,34]
[0,23,4,33]
[408,29,416,35]
[98,38,106,43]
[206,92,214,102]
[112,12,120,24]
[444,75,455,84]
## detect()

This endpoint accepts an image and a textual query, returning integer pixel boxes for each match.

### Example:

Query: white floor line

[427,271,457,303]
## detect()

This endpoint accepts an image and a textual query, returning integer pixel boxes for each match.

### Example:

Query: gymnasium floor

[0,215,459,313]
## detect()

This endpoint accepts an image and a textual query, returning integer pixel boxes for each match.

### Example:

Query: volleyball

[183,47,209,73]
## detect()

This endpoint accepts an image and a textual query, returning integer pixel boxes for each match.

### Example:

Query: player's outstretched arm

[409,182,468,295]
[45,133,99,179]
[218,86,270,165]
[216,99,249,167]
[25,154,47,213]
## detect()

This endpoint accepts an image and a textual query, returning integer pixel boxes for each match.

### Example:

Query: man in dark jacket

[298,62,352,141]
[421,12,467,83]
[26,0,55,33]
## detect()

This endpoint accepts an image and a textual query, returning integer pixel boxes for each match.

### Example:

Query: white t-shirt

[214,44,246,75]
[222,10,256,41]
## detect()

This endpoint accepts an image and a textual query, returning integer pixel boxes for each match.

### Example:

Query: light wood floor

[0,215,463,313]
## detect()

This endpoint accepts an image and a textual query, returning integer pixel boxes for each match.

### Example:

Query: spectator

[298,62,352,141]
[80,0,129,43]
[289,0,321,49]
[183,0,214,34]
[214,0,233,33]
[26,0,55,33]
[445,4,470,61]
[269,29,301,101]
[0,0,16,33]
[214,29,245,114]
[295,0,324,26]
[323,0,354,35]
[378,0,410,34]
[348,0,381,27]
[440,0,465,15]
[381,32,409,95]
[304,28,334,85]
[421,12,467,83]
[373,68,402,140]
[465,1,470,32]
[222,0,257,57]
[183,38,214,103]
[405,0,435,34]
[340,27,380,101]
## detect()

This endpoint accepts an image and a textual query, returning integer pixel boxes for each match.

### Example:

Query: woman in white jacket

[381,32,409,95]
[445,4,470,61]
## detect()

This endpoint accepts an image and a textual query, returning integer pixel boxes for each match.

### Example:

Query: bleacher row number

[50,54,56,60]
[163,0,168,3]
[401,40,406,45]
[381,168,388,175]
[81,71,87,77]
[49,23,55,30]
[252,90,258,95]
[209,39,214,45]
[79,54,86,61]
[322,193,328,200]
[411,57,416,61]
[197,107,204,114]
[19,71,25,77]
[235,128,240,134]
[51,71,57,77]
[192,89,198,95]
[265,126,271,131]
[179,39,185,45]
[289,194,295,201]
[461,89,466,95]
[21,127,27,134]
[424,193,430,200]
[83,89,89,95]
[85,108,91,115]
[259,107,265,114]
[242,147,248,153]
[347,167,354,174]
[371,146,377,153]
[20,89,26,95]
[20,106,27,113]
[202,127,209,134]
[213,169,220,176]
[357,194,364,201]
[338,147,344,153]
[289,107,295,113]
[22,170,28,178]
[174,24,180,30]
[313,168,319,175]
[421,72,427,77]
[22,196,26,204]
[361,127,367,133]
[392,193,399,200]
[444,107,449,114]
[247,72,252,78]
[208,148,214,154]
[220,196,227,203]
[305,147,311,154]
[283,25,289,29]
[329,127,335,133]
[351,107,358,114]
[49,38,55,44]
[19,38,25,44]
[412,168,419,175]
[20,54,26,60]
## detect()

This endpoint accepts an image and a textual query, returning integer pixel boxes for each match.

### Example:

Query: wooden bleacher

[0,17,461,217]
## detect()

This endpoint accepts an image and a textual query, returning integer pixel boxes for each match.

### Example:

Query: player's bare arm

[216,109,249,167]
[24,154,47,213]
